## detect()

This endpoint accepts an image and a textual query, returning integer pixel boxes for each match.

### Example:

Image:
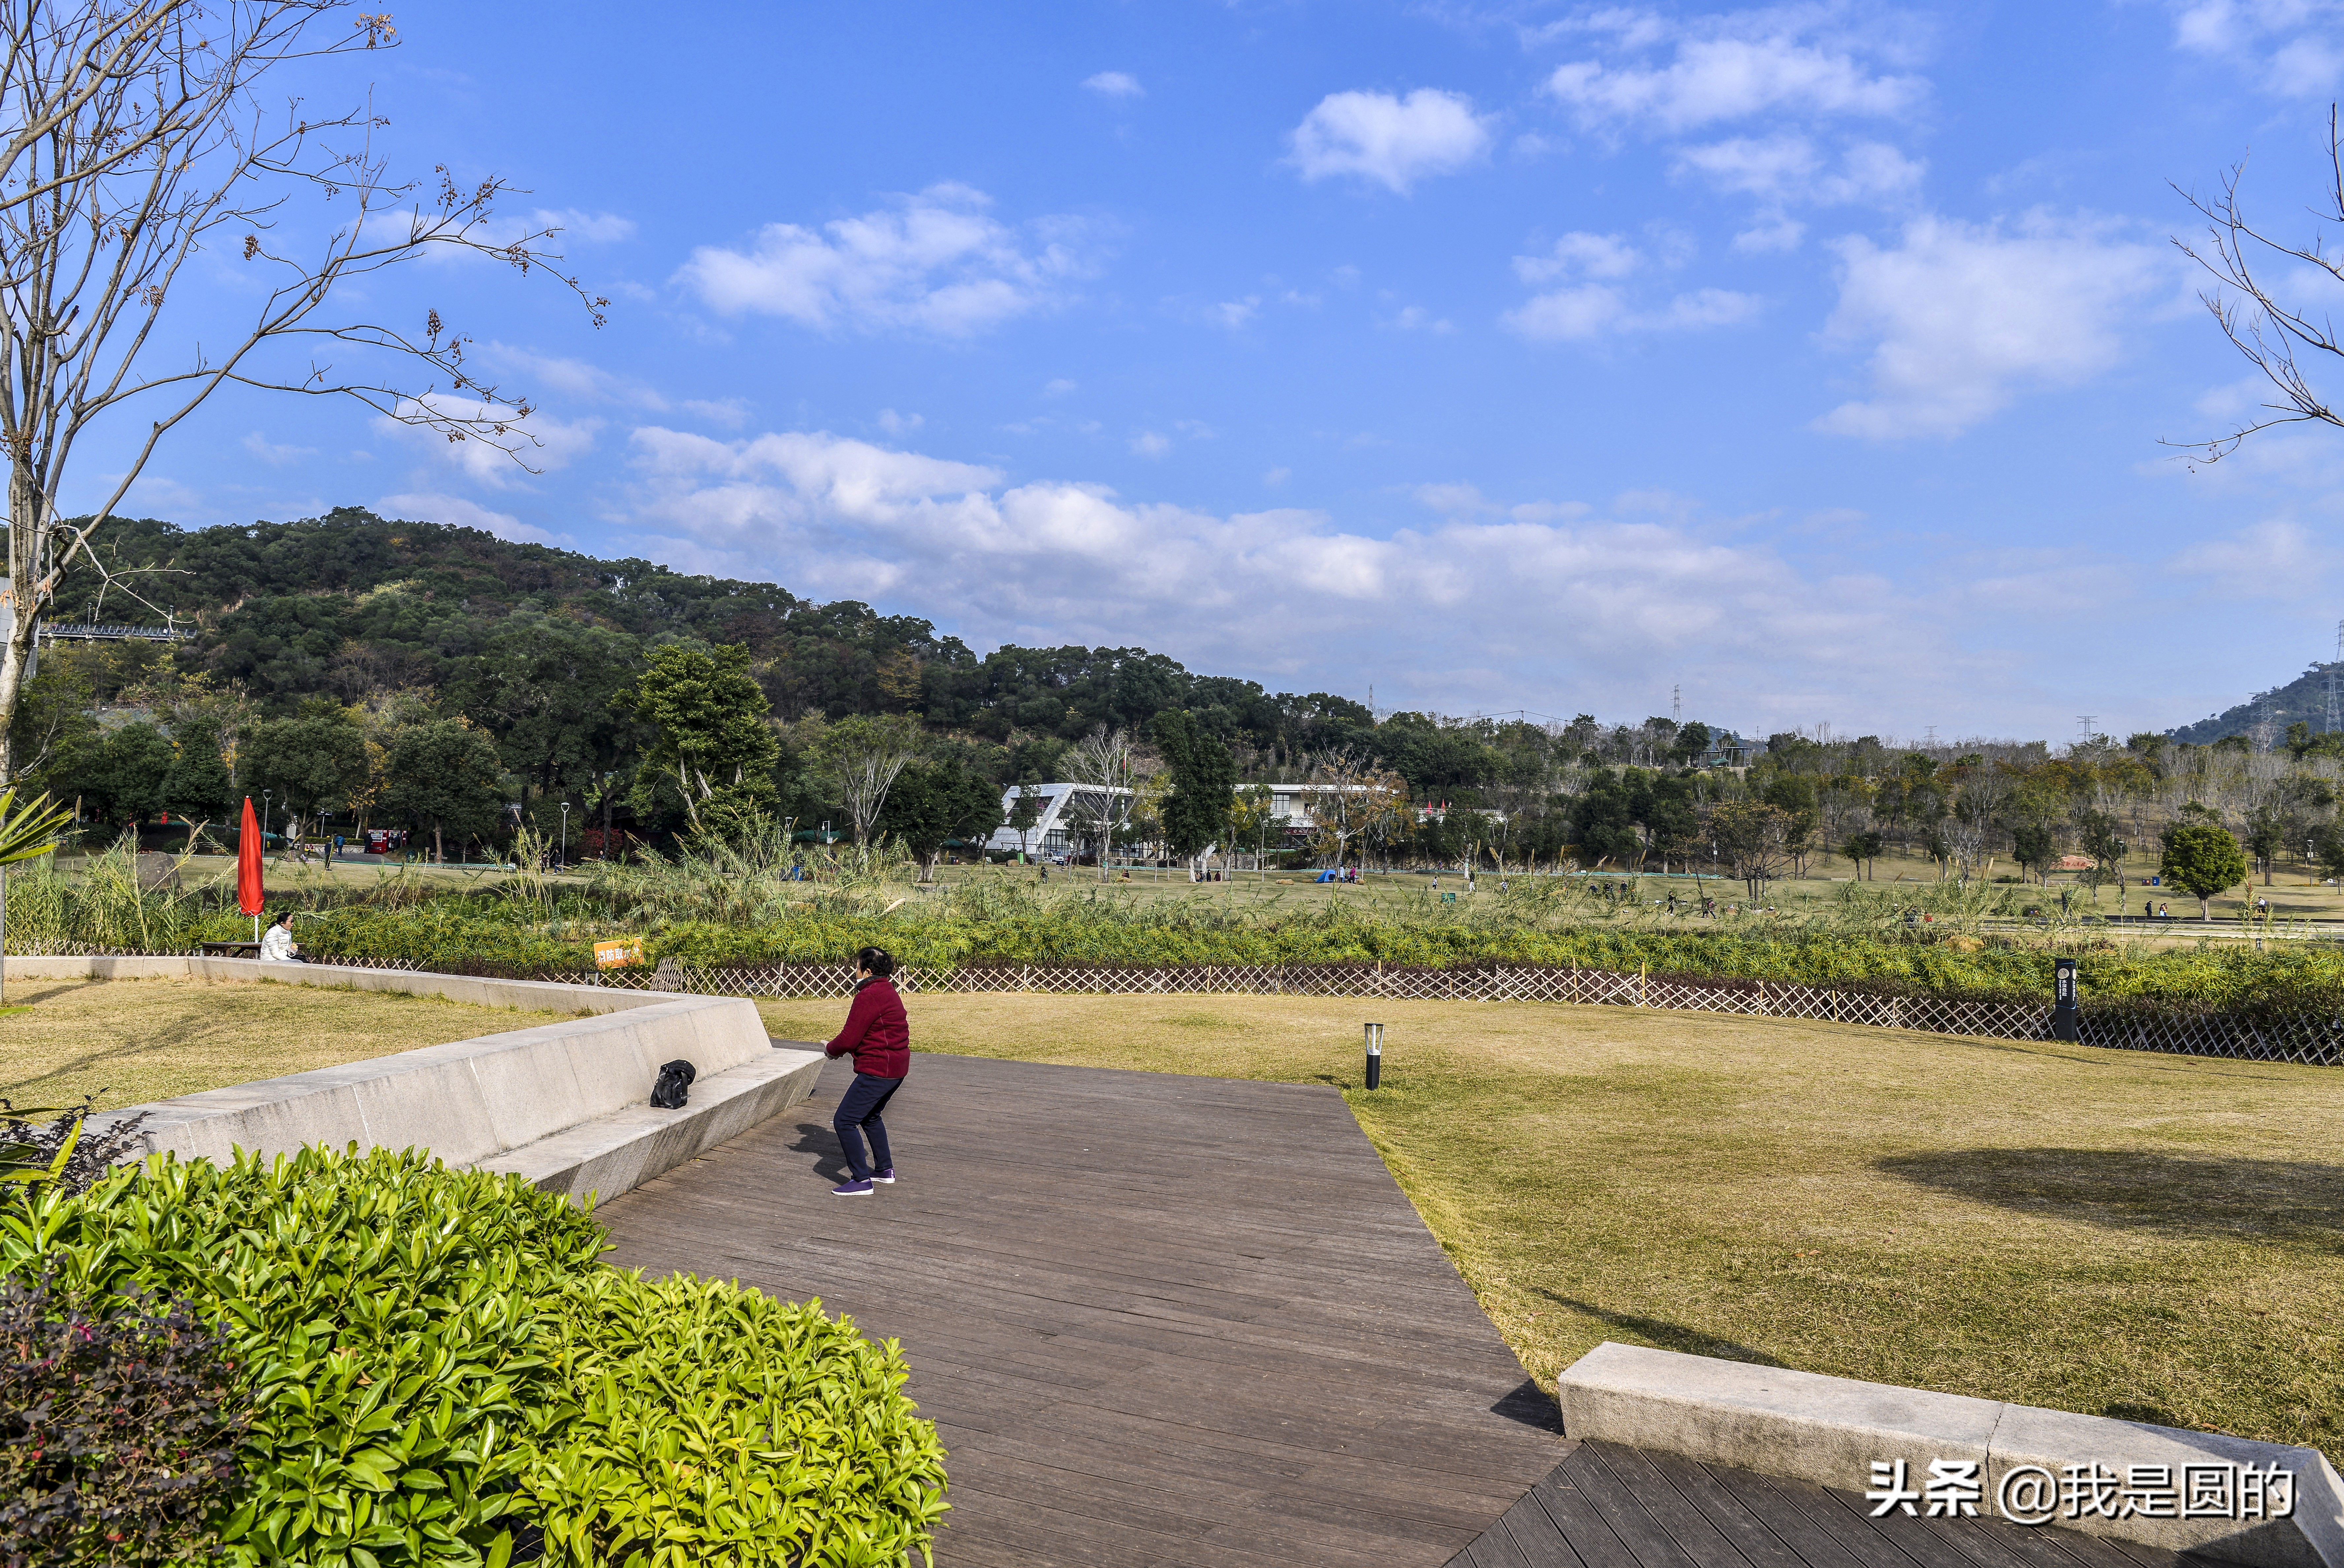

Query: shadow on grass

[1876,1148,2344,1239]
[1540,1295,1788,1366]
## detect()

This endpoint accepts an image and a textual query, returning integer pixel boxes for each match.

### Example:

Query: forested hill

[2168,660,2338,747]
[42,507,1372,755]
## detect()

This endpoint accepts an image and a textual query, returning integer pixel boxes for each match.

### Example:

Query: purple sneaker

[830,1179,875,1197]
[873,1168,896,1184]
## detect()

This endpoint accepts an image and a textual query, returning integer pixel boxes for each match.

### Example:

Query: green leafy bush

[522,1271,948,1568]
[0,1147,948,1568]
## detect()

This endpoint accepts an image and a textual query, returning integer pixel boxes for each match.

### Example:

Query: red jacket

[826,977,909,1078]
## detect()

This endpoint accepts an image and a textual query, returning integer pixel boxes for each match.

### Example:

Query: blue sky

[85,1,2344,740]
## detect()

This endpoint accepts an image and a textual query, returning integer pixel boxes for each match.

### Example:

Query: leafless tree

[1299,747,1405,871]
[2170,106,2344,466]
[1064,724,1141,880]
[816,714,923,845]
[0,0,607,780]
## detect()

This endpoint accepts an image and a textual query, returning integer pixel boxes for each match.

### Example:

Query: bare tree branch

[2168,104,2344,467]
[0,0,607,780]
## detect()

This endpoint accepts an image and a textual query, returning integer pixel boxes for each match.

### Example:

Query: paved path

[598,1052,1565,1566]
[598,1052,2177,1568]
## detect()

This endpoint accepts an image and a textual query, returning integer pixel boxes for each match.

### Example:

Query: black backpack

[649,1059,696,1109]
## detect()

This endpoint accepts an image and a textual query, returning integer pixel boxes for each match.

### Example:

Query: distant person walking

[825,945,909,1197]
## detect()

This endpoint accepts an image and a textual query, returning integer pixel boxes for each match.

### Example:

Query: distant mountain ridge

[2168,660,2342,746]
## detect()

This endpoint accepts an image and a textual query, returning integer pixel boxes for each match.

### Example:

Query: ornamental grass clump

[0,1146,948,1568]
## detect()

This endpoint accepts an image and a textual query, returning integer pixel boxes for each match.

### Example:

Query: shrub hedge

[232,895,2344,1011]
[0,1146,948,1568]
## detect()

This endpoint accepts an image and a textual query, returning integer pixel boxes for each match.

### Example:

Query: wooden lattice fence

[493,958,2344,1068]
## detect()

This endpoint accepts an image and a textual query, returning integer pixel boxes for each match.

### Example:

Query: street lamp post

[261,790,272,850]
[559,802,570,867]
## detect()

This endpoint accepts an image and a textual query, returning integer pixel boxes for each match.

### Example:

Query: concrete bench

[1557,1342,2344,1568]
[22,957,825,1203]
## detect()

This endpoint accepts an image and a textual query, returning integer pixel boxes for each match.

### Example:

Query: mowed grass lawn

[760,992,2344,1461]
[0,977,567,1109]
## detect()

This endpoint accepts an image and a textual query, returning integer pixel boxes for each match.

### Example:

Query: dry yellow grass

[759,990,2344,1460]
[0,976,566,1109]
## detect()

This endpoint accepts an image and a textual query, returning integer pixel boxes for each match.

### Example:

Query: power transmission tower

[2077,715,2097,748]
[1672,683,1680,725]
[2329,622,2342,734]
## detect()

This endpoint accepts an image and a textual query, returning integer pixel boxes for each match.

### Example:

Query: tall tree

[621,644,779,832]
[446,613,641,806]
[815,714,924,845]
[236,702,366,839]
[161,718,236,826]
[1152,709,1236,866]
[2160,824,2249,920]
[876,755,1002,881]
[378,718,505,865]
[0,0,606,782]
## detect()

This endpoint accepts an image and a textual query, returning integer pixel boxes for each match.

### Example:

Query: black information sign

[2052,957,2079,1042]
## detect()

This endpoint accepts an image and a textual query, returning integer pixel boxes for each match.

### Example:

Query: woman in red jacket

[826,945,910,1196]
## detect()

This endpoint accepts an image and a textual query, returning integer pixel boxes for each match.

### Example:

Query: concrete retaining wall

[32,957,823,1201]
[1557,1342,2344,1568]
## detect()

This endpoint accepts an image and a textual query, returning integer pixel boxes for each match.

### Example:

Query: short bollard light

[2052,957,2080,1042]
[1364,1022,1384,1090]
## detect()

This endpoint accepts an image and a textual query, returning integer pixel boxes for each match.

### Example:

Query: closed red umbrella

[237,796,265,943]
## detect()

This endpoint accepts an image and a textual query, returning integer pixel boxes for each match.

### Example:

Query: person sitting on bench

[258,910,302,962]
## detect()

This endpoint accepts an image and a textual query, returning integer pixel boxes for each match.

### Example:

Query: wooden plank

[598,1051,1563,1568]
[1527,1465,1646,1568]
[1765,1478,1927,1568]
[1609,1444,1804,1568]
[1705,1466,1882,1568]
[1496,1481,1591,1568]
[1558,1442,1703,1568]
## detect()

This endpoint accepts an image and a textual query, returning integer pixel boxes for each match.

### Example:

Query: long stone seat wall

[15,956,824,1200]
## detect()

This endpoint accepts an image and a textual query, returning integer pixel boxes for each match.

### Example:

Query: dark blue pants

[833,1071,904,1181]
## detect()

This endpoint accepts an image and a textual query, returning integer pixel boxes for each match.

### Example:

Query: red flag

[237,797,265,917]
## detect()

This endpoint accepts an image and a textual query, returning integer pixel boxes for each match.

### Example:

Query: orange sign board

[594,938,644,969]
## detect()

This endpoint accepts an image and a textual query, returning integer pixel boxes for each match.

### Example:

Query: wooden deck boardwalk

[597,1053,2177,1568]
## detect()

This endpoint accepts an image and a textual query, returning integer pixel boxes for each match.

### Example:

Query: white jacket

[259,925,297,961]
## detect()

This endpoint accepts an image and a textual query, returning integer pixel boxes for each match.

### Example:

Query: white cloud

[1264,466,1292,486]
[1044,378,1079,396]
[242,431,316,466]
[1733,212,1807,252]
[1504,230,1761,341]
[1288,88,1493,193]
[1131,431,1172,458]
[614,425,1972,722]
[379,397,602,488]
[2167,518,2338,598]
[2169,2,2344,94]
[1515,231,1643,283]
[1815,212,2168,440]
[1083,70,1143,97]
[481,342,667,409]
[1387,304,1454,332]
[376,491,566,546]
[1212,296,1260,328]
[1675,135,1922,204]
[1546,15,1928,133]
[682,397,750,428]
[877,408,924,436]
[674,183,1096,336]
